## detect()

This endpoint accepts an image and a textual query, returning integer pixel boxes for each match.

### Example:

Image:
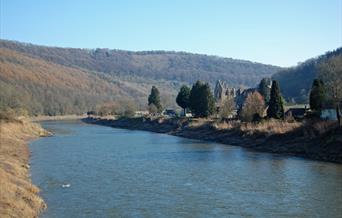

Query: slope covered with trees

[0,48,178,115]
[0,40,282,115]
[272,48,342,103]
[0,40,281,87]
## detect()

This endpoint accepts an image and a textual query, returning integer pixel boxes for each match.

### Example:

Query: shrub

[239,91,265,122]
[219,96,235,119]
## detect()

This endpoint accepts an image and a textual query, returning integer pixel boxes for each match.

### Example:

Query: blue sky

[1,0,341,67]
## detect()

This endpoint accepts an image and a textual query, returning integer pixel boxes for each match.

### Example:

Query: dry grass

[212,121,240,130]
[303,120,338,137]
[0,119,48,218]
[310,120,336,135]
[187,118,213,128]
[239,119,302,135]
[211,119,302,136]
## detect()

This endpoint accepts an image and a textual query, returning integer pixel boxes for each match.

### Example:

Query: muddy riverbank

[83,117,342,163]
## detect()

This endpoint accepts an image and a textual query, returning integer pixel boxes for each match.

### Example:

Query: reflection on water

[29,121,342,218]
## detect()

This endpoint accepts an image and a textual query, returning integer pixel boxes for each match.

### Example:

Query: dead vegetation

[187,118,214,128]
[302,119,339,138]
[239,119,302,135]
[209,117,340,140]
[0,119,48,218]
[87,116,342,162]
[206,119,302,136]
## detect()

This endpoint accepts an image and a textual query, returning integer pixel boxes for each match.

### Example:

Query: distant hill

[0,40,281,115]
[0,40,281,86]
[272,48,342,103]
[0,48,146,115]
[0,48,182,115]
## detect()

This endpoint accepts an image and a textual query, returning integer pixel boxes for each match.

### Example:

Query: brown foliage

[0,48,177,115]
[219,96,235,119]
[212,119,302,135]
[239,91,265,122]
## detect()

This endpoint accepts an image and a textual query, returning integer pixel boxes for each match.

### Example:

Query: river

[29,120,342,218]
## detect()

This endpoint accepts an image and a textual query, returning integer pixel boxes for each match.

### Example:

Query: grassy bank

[0,119,50,218]
[84,117,342,163]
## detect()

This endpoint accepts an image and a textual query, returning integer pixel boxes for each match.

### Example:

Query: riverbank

[30,114,87,122]
[84,117,342,163]
[0,119,50,217]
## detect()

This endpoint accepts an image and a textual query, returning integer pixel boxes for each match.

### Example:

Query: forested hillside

[0,40,280,86]
[0,48,179,115]
[272,48,342,103]
[0,40,281,115]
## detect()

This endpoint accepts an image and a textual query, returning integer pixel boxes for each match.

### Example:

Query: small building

[180,110,193,117]
[184,113,193,118]
[134,110,149,117]
[163,109,177,117]
[320,109,337,121]
[87,111,96,116]
[285,108,307,120]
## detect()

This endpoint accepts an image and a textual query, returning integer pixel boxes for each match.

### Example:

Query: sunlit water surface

[29,120,342,218]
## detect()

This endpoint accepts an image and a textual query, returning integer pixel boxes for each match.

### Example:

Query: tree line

[148,79,285,121]
[148,73,341,126]
[272,47,341,103]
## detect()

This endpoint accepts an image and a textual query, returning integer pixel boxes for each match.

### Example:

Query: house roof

[285,108,306,117]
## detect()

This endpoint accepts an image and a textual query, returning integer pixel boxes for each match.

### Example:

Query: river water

[29,120,342,218]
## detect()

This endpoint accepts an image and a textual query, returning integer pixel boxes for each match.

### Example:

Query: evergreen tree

[258,78,271,104]
[189,81,215,117]
[148,86,162,112]
[309,79,325,113]
[176,85,191,115]
[267,80,284,119]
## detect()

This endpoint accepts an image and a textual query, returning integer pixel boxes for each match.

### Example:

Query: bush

[0,107,17,122]
[219,96,235,119]
[148,104,158,114]
[239,91,265,122]
[95,100,137,117]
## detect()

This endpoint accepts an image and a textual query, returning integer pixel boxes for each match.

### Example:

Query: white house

[320,109,337,120]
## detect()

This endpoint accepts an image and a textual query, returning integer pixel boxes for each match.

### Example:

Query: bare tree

[116,99,137,118]
[239,91,265,122]
[219,96,235,119]
[148,103,158,115]
[319,56,342,126]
